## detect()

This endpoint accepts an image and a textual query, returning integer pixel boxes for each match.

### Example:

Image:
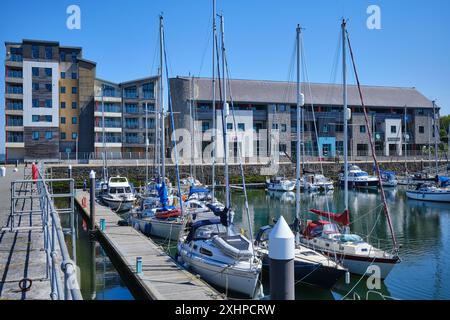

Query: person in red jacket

[32,162,38,182]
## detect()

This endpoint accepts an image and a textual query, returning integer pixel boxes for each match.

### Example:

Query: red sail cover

[310,209,350,226]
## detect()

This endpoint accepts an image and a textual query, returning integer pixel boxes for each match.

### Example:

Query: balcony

[124,136,145,145]
[5,55,23,67]
[95,136,122,143]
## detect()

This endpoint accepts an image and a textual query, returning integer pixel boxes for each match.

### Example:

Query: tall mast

[220,14,230,209]
[159,15,166,180]
[404,106,407,173]
[295,24,302,243]
[342,19,349,211]
[145,102,149,185]
[189,75,194,177]
[211,0,217,200]
[433,100,438,175]
[101,84,107,181]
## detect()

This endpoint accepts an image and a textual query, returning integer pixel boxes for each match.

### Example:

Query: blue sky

[1,0,450,153]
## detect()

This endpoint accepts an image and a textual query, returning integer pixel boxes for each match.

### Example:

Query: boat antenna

[345,25,399,252]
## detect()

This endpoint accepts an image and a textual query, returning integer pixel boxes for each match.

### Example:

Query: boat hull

[178,245,260,297]
[101,198,134,212]
[266,183,295,192]
[339,179,379,189]
[130,216,183,241]
[406,190,450,202]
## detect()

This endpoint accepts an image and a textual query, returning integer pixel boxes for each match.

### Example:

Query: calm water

[58,201,134,300]
[225,187,450,300]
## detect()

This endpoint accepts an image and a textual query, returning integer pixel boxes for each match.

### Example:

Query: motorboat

[302,173,334,192]
[100,176,136,212]
[380,171,398,188]
[406,181,450,202]
[266,177,296,192]
[339,165,379,189]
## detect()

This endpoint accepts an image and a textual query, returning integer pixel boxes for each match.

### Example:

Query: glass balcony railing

[7,119,23,126]
[95,121,122,128]
[7,135,24,143]
[95,104,122,113]
[7,54,23,62]
[95,136,122,143]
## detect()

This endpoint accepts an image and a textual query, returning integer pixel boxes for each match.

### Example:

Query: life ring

[182,194,188,202]
[81,197,87,208]
[155,208,182,219]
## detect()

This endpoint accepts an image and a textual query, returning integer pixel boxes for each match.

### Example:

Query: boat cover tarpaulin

[310,209,350,226]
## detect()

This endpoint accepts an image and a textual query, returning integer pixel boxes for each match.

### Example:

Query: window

[60,86,66,94]
[279,144,287,153]
[227,123,233,131]
[61,102,66,109]
[45,47,52,59]
[72,117,77,124]
[32,83,39,91]
[202,121,210,132]
[278,105,287,112]
[238,123,245,132]
[32,45,39,59]
[272,123,279,130]
[45,83,52,92]
[124,86,137,98]
[323,124,329,133]
[61,72,66,79]
[143,83,154,99]
[103,85,116,97]
[61,132,66,140]
[32,67,39,77]
[71,72,77,79]
[60,51,66,61]
[45,131,53,140]
[72,132,78,140]
[71,102,77,109]
[45,68,52,76]
[32,115,39,122]
[61,117,66,124]
[360,125,366,133]
[72,87,77,94]
[32,99,39,108]
[419,126,425,134]
[44,115,52,122]
[357,144,369,156]
[335,124,344,132]
[71,52,77,63]
[32,131,39,140]
[45,99,52,108]
[391,126,397,134]
[280,124,287,132]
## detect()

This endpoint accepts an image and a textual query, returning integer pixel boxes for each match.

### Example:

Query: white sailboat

[266,177,296,192]
[301,20,400,279]
[178,9,262,297]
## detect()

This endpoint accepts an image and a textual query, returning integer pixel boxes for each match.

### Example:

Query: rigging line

[224,54,256,254]
[325,29,342,112]
[300,30,332,215]
[345,30,398,252]
[163,27,184,217]
[150,27,160,76]
[197,20,213,78]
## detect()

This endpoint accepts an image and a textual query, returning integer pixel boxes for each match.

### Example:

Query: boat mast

[189,74,194,178]
[219,14,230,210]
[295,24,303,243]
[101,84,108,182]
[432,100,439,176]
[159,15,166,180]
[145,102,149,186]
[342,19,349,212]
[211,0,217,201]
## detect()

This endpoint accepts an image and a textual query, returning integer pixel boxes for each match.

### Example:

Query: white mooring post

[269,216,295,300]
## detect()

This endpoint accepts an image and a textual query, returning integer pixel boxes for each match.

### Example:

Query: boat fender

[82,197,87,208]
[211,235,253,260]
[345,271,350,284]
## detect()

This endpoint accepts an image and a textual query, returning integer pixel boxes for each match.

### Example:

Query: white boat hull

[102,198,134,212]
[178,245,260,297]
[406,190,450,202]
[266,182,295,192]
[130,216,183,241]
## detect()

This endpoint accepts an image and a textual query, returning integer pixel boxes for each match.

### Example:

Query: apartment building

[94,76,159,156]
[5,39,96,161]
[170,77,440,161]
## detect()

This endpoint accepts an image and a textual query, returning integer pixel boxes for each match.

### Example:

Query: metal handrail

[36,163,82,300]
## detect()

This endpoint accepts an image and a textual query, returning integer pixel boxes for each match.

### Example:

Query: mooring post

[269,216,295,300]
[89,170,96,231]
[68,165,72,180]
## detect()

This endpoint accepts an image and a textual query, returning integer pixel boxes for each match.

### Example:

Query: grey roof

[177,77,435,109]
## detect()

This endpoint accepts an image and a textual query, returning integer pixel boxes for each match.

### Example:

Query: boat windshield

[322,223,340,234]
[109,187,131,194]
[355,172,368,177]
[194,224,228,240]
[339,234,364,243]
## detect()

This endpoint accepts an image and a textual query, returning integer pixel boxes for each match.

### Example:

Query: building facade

[5,40,96,161]
[170,77,440,162]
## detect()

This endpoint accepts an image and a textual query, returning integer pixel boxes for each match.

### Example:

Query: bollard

[83,179,87,191]
[0,166,6,177]
[100,218,106,231]
[68,165,72,180]
[136,257,143,274]
[269,216,295,300]
[89,170,96,231]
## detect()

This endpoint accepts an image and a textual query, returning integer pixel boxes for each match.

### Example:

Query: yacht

[266,177,296,192]
[339,165,379,189]
[406,182,450,202]
[380,171,398,188]
[100,176,136,212]
[302,173,334,192]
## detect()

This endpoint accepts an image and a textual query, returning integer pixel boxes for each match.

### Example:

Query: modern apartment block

[94,76,159,157]
[5,39,96,161]
[170,77,440,161]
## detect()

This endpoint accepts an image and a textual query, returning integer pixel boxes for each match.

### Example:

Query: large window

[32,45,39,59]
[45,131,53,140]
[32,132,39,140]
[45,99,52,108]
[32,67,39,77]
[45,68,52,76]
[143,83,154,99]
[45,47,52,59]
[124,86,137,99]
[103,85,116,97]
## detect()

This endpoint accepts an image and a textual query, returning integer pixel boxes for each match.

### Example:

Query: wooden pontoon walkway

[75,190,224,300]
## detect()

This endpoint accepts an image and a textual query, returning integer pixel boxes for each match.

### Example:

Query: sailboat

[406,101,450,202]
[300,20,400,279]
[178,10,262,297]
[256,25,346,289]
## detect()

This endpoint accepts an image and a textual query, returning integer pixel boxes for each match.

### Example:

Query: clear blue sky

[1,0,450,153]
